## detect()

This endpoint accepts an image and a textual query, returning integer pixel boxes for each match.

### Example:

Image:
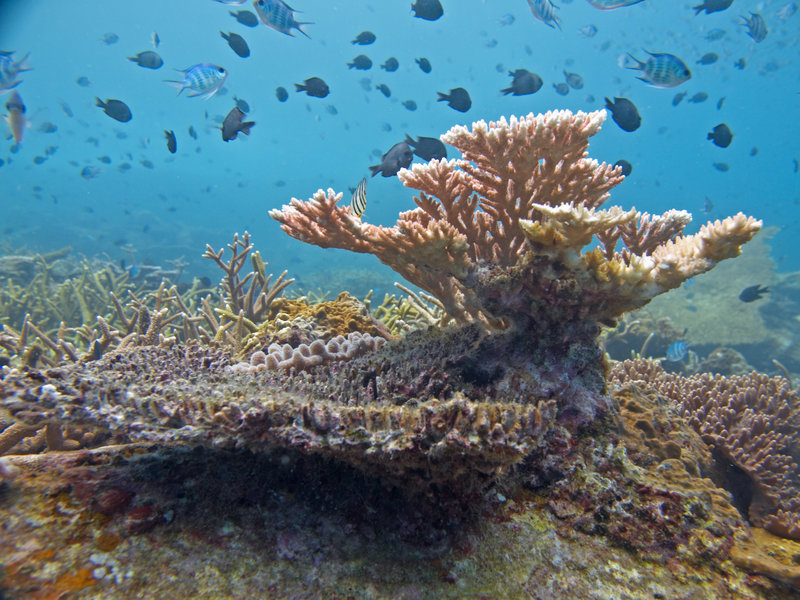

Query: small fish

[101,32,119,45]
[0,51,31,93]
[97,155,112,164]
[707,123,732,148]
[552,82,570,96]
[705,28,726,40]
[749,147,758,157]
[702,197,714,214]
[80,166,101,179]
[739,285,768,303]
[275,86,289,102]
[233,96,250,112]
[140,159,154,169]
[563,70,584,89]
[405,135,446,161]
[712,162,729,172]
[44,145,57,156]
[165,130,177,153]
[604,97,641,132]
[672,91,687,106]
[294,77,329,98]
[415,57,432,73]
[230,9,259,26]
[350,177,367,217]
[32,155,46,165]
[740,12,768,43]
[188,125,198,139]
[214,0,247,5]
[693,0,732,15]
[221,31,251,57]
[665,341,688,362]
[688,92,708,103]
[381,57,399,72]
[376,83,391,97]
[696,52,718,65]
[402,100,417,111]
[352,31,376,45]
[39,121,58,133]
[777,3,797,21]
[716,96,725,110]
[614,159,632,176]
[253,0,312,38]
[437,87,471,112]
[501,69,542,96]
[222,106,255,141]
[165,64,227,99]
[411,0,443,21]
[526,0,561,29]
[118,162,132,172]
[498,14,515,26]
[624,51,691,88]
[96,97,132,122]
[128,51,163,69]
[58,99,73,117]
[579,24,598,38]
[734,57,746,70]
[152,32,160,48]
[325,104,338,115]
[76,76,91,87]
[370,141,413,177]
[3,90,27,143]
[587,0,646,7]
[348,55,372,70]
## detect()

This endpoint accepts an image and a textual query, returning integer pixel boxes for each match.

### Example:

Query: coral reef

[610,359,800,541]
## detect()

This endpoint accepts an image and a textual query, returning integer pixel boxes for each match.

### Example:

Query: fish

[97,155,112,164]
[712,162,729,172]
[705,28,726,41]
[665,341,688,362]
[348,55,372,70]
[707,124,732,148]
[436,87,471,112]
[152,32,160,48]
[672,91,687,106]
[44,145,57,156]
[230,9,259,26]
[39,121,58,133]
[604,97,641,132]
[415,57,432,73]
[233,96,250,112]
[325,104,338,115]
[101,32,119,45]
[214,0,247,4]
[777,3,798,20]
[734,57,746,70]
[501,69,542,96]
[402,100,417,111]
[352,31,376,45]
[688,92,708,103]
[553,82,570,96]
[164,64,228,99]
[275,86,289,101]
[498,14,515,26]
[702,197,714,214]
[739,285,768,303]
[221,31,251,57]
[294,77,329,98]
[95,97,132,122]
[586,0,646,8]
[350,177,367,217]
[0,51,31,93]
[369,141,413,177]
[749,147,758,157]
[381,57,399,72]
[614,160,632,176]
[579,24,598,37]
[716,96,725,110]
[80,166,101,179]
[526,0,561,29]
[376,83,391,98]
[693,0,732,15]
[188,125,198,139]
[128,50,163,70]
[563,70,584,89]
[3,90,27,143]
[411,0,443,21]
[222,106,255,141]
[58,99,73,117]
[624,51,691,88]
[696,52,718,65]
[165,130,177,153]
[140,159,154,169]
[405,134,447,161]
[253,0,312,38]
[76,76,92,87]
[740,12,768,43]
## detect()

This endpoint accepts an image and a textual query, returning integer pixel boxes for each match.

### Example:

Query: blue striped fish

[350,177,367,218]
[0,51,31,94]
[665,341,688,362]
[253,0,312,38]
[624,51,691,88]
[587,0,645,8]
[526,0,561,29]
[740,12,768,42]
[165,64,227,99]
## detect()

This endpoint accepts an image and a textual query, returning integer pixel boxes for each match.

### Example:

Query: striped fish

[350,177,367,218]
[0,51,31,94]
[164,64,227,99]
[526,0,561,29]
[587,0,645,8]
[740,12,768,43]
[624,51,691,88]
[665,341,688,362]
[253,0,312,38]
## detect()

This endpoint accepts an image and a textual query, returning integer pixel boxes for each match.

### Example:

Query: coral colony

[4,110,800,595]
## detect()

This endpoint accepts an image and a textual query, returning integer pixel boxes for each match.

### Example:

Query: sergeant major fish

[623,51,691,88]
[526,0,561,29]
[165,64,227,99]
[253,0,312,38]
[740,12,768,42]
[0,51,31,93]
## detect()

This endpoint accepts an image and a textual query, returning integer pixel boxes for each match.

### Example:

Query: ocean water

[3,0,798,295]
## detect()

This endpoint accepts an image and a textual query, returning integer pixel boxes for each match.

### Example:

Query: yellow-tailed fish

[3,90,27,144]
[350,177,367,217]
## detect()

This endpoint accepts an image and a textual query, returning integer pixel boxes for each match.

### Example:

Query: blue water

[2,0,799,295]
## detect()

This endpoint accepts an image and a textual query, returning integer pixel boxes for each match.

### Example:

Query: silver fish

[164,64,228,99]
[587,0,645,8]
[740,12,768,42]
[526,0,561,29]
[350,177,367,217]
[624,51,691,88]
[253,0,312,38]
